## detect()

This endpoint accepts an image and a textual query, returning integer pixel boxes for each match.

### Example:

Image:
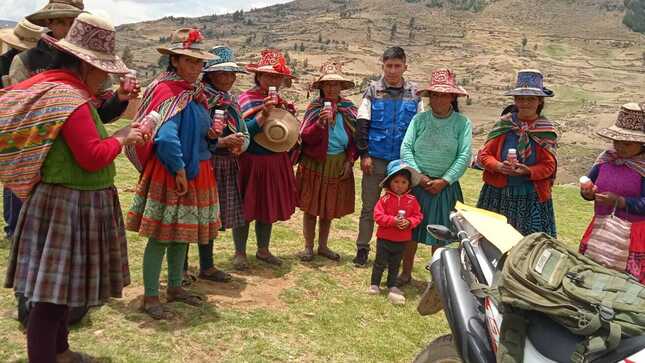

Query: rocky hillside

[115,0,645,182]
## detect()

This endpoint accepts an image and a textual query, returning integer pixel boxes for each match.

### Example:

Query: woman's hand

[114,125,144,145]
[175,169,188,196]
[496,161,530,176]
[319,108,333,126]
[581,186,597,200]
[360,156,373,176]
[396,218,411,230]
[217,134,245,149]
[426,179,449,195]
[257,96,277,127]
[595,192,626,209]
[340,161,353,179]
[116,78,141,101]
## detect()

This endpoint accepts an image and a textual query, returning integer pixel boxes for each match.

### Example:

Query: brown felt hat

[0,19,44,51]
[597,103,645,143]
[26,0,84,27]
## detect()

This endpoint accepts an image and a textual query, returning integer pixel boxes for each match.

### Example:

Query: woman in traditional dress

[2,13,141,362]
[399,68,472,285]
[233,49,298,269]
[297,62,357,261]
[476,69,558,237]
[182,46,248,283]
[126,28,221,319]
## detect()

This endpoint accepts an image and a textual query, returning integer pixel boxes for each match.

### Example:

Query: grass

[0,119,594,362]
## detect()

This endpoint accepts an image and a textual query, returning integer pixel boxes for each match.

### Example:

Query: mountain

[0,19,17,28]
[115,0,645,182]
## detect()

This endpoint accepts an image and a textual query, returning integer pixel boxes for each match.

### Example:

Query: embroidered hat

[245,49,295,79]
[311,62,355,91]
[26,0,84,27]
[597,103,645,143]
[0,19,45,51]
[380,159,422,188]
[157,28,214,61]
[43,13,128,74]
[417,68,469,97]
[253,108,299,153]
[504,69,554,97]
[203,46,246,73]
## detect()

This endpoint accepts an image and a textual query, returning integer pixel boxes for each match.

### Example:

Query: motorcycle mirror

[426,225,456,242]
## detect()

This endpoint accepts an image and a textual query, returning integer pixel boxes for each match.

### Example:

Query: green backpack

[493,233,645,362]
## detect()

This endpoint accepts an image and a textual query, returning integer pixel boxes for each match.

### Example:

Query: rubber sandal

[256,253,283,266]
[299,247,315,262]
[317,248,340,261]
[141,304,172,320]
[167,291,203,307]
[199,268,232,283]
[233,255,249,271]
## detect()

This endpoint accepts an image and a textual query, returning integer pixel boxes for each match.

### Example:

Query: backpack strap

[496,307,527,363]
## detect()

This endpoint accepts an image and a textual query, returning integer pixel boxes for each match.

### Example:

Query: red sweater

[477,133,556,202]
[300,117,358,162]
[374,190,423,242]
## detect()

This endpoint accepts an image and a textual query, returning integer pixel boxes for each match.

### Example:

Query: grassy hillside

[0,119,593,362]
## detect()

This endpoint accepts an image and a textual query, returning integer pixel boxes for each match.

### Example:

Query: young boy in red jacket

[368,160,423,305]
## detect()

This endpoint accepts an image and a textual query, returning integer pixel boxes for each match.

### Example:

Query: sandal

[256,253,283,266]
[317,248,340,261]
[233,255,249,271]
[199,268,233,283]
[167,290,203,307]
[181,272,197,287]
[396,274,412,287]
[299,247,315,262]
[141,303,172,320]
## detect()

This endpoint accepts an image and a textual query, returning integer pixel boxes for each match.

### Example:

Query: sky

[0,0,291,25]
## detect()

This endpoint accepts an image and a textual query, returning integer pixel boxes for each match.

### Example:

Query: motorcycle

[413,203,645,363]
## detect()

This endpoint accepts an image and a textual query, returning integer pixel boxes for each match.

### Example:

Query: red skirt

[126,157,220,244]
[238,152,296,224]
[580,217,645,284]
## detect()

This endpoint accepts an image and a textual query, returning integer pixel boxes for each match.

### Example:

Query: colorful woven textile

[124,72,207,171]
[203,82,242,133]
[485,112,557,161]
[302,97,357,134]
[593,150,645,178]
[238,86,296,120]
[0,70,90,199]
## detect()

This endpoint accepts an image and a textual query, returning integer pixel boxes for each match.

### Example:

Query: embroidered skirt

[296,153,355,220]
[4,183,130,307]
[126,157,220,244]
[238,152,296,224]
[579,218,645,284]
[476,183,557,237]
[411,182,464,246]
[213,154,245,230]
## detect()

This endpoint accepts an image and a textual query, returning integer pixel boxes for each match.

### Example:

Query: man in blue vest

[353,47,423,267]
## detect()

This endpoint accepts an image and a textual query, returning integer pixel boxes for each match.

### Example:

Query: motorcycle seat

[526,311,645,363]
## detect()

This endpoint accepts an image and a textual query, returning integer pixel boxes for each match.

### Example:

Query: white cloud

[0,0,291,25]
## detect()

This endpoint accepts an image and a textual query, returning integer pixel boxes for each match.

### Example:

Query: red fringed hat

[157,28,214,61]
[245,49,295,79]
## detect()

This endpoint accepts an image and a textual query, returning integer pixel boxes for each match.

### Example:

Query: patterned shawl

[125,72,207,172]
[202,82,242,133]
[486,112,558,161]
[238,86,296,120]
[594,150,645,178]
[302,97,357,135]
[0,70,91,200]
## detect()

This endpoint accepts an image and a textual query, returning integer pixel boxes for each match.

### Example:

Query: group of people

[0,1,644,361]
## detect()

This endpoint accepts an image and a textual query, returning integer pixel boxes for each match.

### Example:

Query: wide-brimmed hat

[157,28,214,61]
[417,68,469,97]
[597,103,645,143]
[26,0,84,27]
[504,69,554,97]
[0,19,44,51]
[245,49,295,79]
[43,13,128,74]
[203,46,246,73]
[311,62,354,90]
[380,159,422,188]
[253,108,299,153]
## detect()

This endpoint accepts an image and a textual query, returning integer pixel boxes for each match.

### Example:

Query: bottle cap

[215,110,225,115]
[268,86,277,91]
[128,69,137,77]
[324,101,332,107]
[579,176,591,184]
[508,148,517,154]
[148,110,161,120]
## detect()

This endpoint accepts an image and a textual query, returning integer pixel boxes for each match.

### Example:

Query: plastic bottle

[140,111,161,137]
[268,86,278,103]
[123,69,137,93]
[213,109,225,133]
[507,148,518,167]
[397,210,406,219]
[579,176,594,192]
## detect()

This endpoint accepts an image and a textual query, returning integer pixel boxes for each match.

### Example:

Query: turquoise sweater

[401,110,472,184]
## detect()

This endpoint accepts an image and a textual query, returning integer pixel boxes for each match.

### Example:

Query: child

[353,46,423,267]
[368,160,423,305]
[579,102,645,284]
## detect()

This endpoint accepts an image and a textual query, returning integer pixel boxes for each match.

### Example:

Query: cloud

[0,0,290,25]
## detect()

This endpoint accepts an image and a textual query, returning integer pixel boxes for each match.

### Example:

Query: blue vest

[368,97,419,161]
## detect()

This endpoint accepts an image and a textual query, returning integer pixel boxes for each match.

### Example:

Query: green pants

[143,238,188,297]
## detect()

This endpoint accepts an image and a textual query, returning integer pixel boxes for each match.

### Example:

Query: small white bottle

[123,69,137,93]
[579,176,594,192]
[268,86,278,103]
[213,109,226,133]
[397,210,406,219]
[507,148,518,166]
[140,110,161,136]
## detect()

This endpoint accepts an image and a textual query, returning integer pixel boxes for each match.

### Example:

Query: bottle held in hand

[213,109,226,134]
[507,148,518,167]
[123,69,137,93]
[579,176,594,192]
[397,210,406,219]
[139,111,161,138]
[268,86,278,104]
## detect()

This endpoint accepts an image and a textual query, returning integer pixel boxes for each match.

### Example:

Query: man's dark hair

[382,46,406,63]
